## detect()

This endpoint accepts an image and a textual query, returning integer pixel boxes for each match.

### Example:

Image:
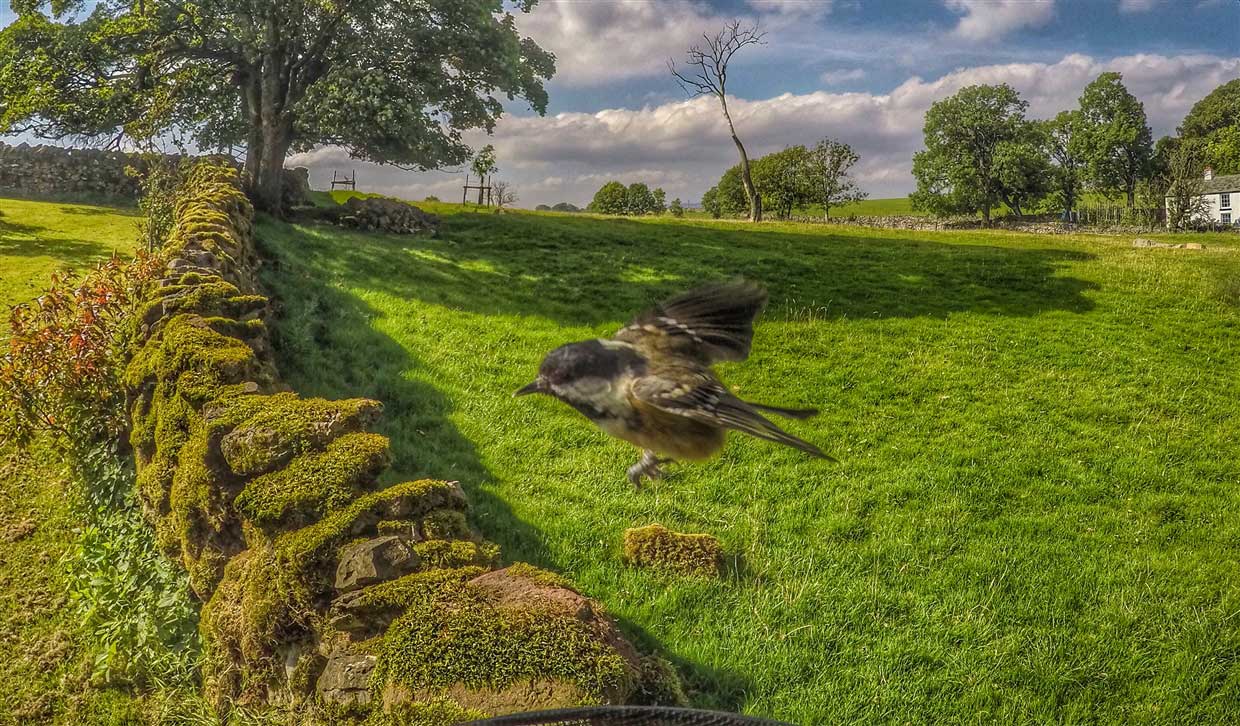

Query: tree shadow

[275,210,1099,331]
[256,247,554,569]
[0,217,117,265]
[57,204,140,217]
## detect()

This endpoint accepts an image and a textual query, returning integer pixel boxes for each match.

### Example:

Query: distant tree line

[587,181,673,215]
[535,202,583,213]
[700,137,866,220]
[910,73,1239,228]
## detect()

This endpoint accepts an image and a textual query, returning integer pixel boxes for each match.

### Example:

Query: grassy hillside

[0,197,153,723]
[258,203,1240,723]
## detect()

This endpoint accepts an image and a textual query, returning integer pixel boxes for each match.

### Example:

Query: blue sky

[4,1,1238,206]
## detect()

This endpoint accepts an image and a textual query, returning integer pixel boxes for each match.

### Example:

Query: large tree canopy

[0,0,555,212]
[1076,72,1153,209]
[1178,78,1240,176]
[909,84,1040,224]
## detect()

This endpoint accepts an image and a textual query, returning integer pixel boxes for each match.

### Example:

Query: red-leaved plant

[1,252,164,453]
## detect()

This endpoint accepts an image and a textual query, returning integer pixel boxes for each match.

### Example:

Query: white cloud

[747,0,833,19]
[1119,0,1159,12]
[288,53,1240,208]
[518,1,729,87]
[944,0,1056,41]
[820,68,866,85]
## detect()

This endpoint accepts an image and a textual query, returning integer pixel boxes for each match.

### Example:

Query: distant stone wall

[0,142,152,199]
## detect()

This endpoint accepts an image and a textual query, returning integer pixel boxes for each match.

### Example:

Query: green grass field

[0,198,140,314]
[0,197,153,723]
[257,203,1240,723]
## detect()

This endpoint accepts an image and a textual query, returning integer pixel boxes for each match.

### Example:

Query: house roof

[1203,173,1240,194]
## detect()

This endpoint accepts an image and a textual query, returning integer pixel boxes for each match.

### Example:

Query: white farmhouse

[1169,167,1240,226]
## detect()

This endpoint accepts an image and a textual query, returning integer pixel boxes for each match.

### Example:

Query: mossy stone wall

[124,162,680,720]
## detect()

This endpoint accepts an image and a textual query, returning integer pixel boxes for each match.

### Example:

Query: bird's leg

[627,450,671,489]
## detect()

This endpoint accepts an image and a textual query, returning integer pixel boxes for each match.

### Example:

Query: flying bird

[515,280,832,487]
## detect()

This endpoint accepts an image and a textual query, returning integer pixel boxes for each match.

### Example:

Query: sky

[6,1,1240,207]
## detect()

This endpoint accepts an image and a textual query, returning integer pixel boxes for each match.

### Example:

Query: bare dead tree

[493,180,518,211]
[670,20,766,222]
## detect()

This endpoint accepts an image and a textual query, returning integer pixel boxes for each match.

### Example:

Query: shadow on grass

[257,250,555,566]
[270,210,1099,329]
[0,217,119,265]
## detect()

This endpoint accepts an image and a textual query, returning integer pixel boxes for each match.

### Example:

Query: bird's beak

[514,378,546,397]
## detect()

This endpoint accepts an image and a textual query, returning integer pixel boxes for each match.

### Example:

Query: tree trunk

[719,96,761,223]
[982,206,991,226]
[253,121,292,215]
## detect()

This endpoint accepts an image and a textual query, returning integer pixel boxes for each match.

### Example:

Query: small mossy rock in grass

[622,524,725,577]
[220,394,384,477]
[235,431,391,531]
[368,565,643,716]
[633,655,689,707]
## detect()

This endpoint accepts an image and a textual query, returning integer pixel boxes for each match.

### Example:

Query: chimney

[1204,166,1214,181]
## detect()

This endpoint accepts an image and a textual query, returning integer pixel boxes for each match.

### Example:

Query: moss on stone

[622,524,724,577]
[347,567,486,614]
[504,562,575,591]
[125,313,259,401]
[363,698,488,726]
[371,580,634,707]
[376,519,419,538]
[220,394,382,477]
[235,432,391,530]
[200,545,314,708]
[410,539,499,571]
[420,509,471,541]
[633,655,688,707]
[275,479,467,580]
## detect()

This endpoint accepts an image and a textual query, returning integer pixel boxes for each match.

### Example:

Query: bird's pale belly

[595,409,726,461]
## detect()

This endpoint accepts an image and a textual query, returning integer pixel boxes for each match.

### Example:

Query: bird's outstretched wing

[614,280,768,364]
[630,371,831,460]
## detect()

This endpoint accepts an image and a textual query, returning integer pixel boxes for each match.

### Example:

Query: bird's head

[514,340,635,417]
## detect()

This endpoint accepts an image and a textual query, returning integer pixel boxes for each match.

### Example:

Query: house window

[1222,193,1232,210]
[1224,212,1232,225]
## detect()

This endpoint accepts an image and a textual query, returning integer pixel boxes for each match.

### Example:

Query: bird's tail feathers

[746,402,819,420]
[715,399,836,462]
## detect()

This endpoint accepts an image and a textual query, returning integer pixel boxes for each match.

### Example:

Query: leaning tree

[670,20,765,222]
[0,0,554,214]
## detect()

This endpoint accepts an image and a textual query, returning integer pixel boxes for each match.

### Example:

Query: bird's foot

[627,451,671,489]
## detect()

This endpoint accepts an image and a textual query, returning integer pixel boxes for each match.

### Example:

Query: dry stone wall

[0,142,155,199]
[125,162,681,721]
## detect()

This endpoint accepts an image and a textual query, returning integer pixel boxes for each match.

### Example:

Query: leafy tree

[805,138,866,219]
[750,145,811,219]
[652,187,667,214]
[1163,142,1211,230]
[712,165,750,217]
[551,202,580,213]
[1179,79,1240,176]
[993,129,1050,217]
[1043,111,1086,216]
[671,21,765,222]
[700,186,722,218]
[471,145,498,179]
[589,181,628,214]
[625,182,656,215]
[1077,72,1154,209]
[0,0,554,214]
[669,197,685,217]
[910,84,1031,225]
[535,204,551,211]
